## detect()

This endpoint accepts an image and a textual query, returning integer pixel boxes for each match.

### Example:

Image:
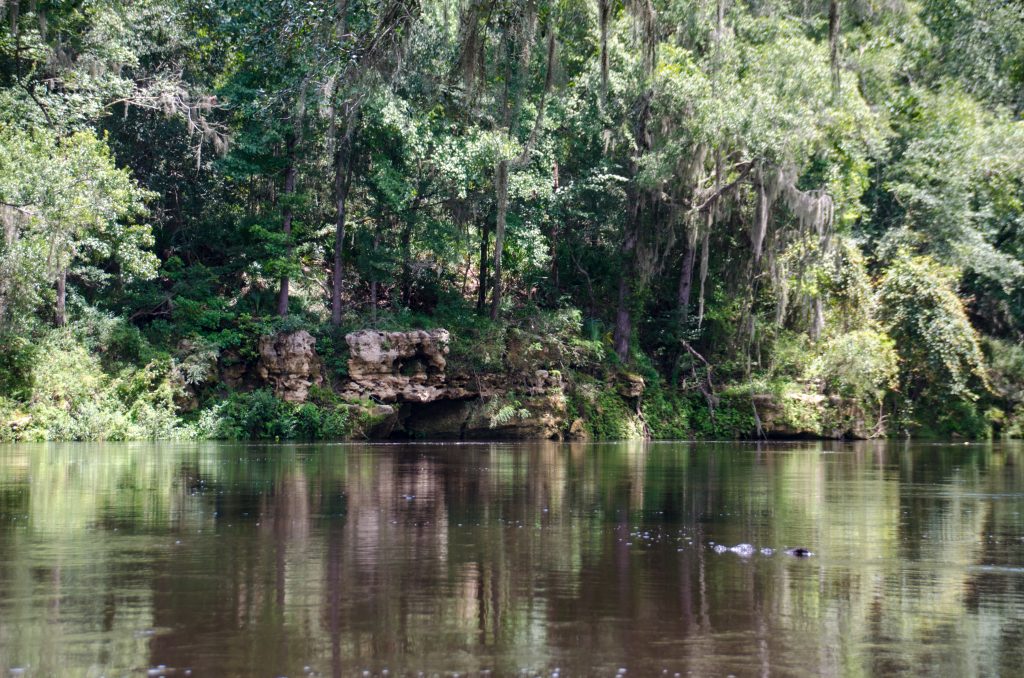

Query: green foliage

[568,380,640,441]
[445,313,508,374]
[688,391,757,440]
[212,390,295,440]
[2,0,1022,441]
[917,398,990,440]
[985,338,1024,437]
[879,254,988,401]
[0,322,186,442]
[0,334,36,399]
[505,307,604,374]
[985,338,1024,407]
[826,238,876,332]
[878,87,1024,285]
[485,394,531,429]
[811,329,899,403]
[0,129,155,329]
[642,386,690,440]
[764,330,815,382]
[209,390,354,441]
[1005,406,1024,439]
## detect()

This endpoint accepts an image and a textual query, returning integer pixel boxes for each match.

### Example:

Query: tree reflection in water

[0,440,1021,676]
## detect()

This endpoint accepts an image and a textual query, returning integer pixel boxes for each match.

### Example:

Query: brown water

[0,441,1022,677]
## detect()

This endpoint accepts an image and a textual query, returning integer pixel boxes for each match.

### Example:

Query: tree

[878,253,988,401]
[0,128,155,328]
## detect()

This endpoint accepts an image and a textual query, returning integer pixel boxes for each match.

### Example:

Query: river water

[0,441,1021,677]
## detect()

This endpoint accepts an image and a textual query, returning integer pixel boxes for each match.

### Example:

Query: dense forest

[0,0,1022,441]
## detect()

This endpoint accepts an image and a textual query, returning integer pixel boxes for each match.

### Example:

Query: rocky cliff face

[255,330,324,402]
[211,328,875,441]
[343,329,452,402]
[340,329,573,439]
[752,392,874,439]
[397,391,568,440]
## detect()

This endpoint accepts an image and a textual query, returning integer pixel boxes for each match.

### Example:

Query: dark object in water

[785,547,813,557]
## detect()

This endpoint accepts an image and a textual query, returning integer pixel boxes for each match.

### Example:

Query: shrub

[879,254,987,400]
[6,327,189,441]
[484,394,531,428]
[689,390,756,439]
[642,386,690,439]
[214,389,296,440]
[985,338,1024,408]
[569,381,641,440]
[0,334,36,399]
[210,389,355,440]
[293,402,352,439]
[811,329,898,403]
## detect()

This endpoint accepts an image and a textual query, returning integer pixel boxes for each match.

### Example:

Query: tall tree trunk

[490,159,508,320]
[476,219,490,313]
[697,231,710,327]
[490,27,556,320]
[613,198,640,361]
[400,192,423,307]
[752,171,768,261]
[55,267,66,327]
[598,0,611,106]
[331,122,356,326]
[400,218,413,307]
[676,240,697,321]
[613,270,633,362]
[277,134,297,317]
[613,78,653,362]
[9,0,19,36]
[369,229,381,321]
[829,0,841,102]
[0,214,17,326]
[548,160,560,299]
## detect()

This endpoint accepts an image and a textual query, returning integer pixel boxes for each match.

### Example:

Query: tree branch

[693,162,754,212]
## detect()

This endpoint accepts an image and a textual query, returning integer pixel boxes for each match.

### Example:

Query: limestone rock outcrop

[344,329,451,402]
[617,372,646,398]
[218,348,251,390]
[256,330,324,402]
[340,328,572,438]
[396,391,568,440]
[752,392,873,439]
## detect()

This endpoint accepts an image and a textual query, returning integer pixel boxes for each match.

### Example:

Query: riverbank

[2,309,1021,443]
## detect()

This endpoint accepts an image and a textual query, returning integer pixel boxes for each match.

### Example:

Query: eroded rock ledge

[342,329,453,402]
[227,328,872,441]
[214,327,872,440]
[256,330,324,403]
[215,330,326,403]
[337,328,568,438]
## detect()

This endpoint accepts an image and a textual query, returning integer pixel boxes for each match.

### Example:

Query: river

[0,441,1022,677]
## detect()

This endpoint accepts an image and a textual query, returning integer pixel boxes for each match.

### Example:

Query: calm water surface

[0,441,1022,677]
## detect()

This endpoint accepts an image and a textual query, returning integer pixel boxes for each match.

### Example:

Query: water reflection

[0,441,1021,676]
